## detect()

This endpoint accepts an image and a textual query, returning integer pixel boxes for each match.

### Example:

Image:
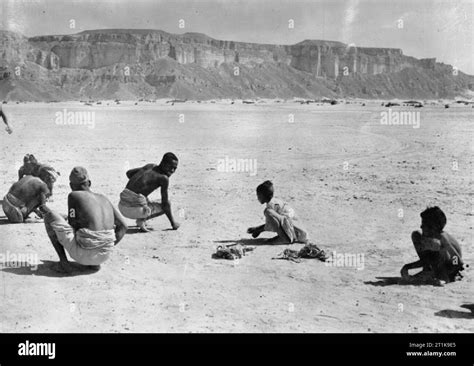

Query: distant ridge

[0,28,472,101]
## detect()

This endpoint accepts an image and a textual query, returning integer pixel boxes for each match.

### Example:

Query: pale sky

[1,0,473,74]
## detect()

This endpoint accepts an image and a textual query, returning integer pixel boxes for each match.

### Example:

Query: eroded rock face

[288,41,407,78]
[25,30,414,76]
[0,31,59,70]
[0,29,472,101]
[27,31,291,70]
[0,31,32,65]
[29,49,60,70]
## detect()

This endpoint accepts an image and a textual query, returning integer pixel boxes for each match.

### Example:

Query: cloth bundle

[212,244,255,260]
[273,243,328,263]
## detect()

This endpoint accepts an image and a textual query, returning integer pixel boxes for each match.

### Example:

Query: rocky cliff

[0,29,472,100]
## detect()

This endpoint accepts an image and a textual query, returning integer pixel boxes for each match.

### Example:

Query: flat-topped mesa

[23,29,414,76]
[1,28,471,101]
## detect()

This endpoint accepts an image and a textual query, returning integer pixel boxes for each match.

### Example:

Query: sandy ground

[0,100,473,332]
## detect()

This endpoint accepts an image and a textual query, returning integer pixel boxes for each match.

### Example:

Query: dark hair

[256,180,274,201]
[420,206,446,232]
[23,154,38,165]
[162,152,178,164]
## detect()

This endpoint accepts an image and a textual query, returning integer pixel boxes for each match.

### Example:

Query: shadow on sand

[214,238,290,246]
[435,304,474,319]
[126,227,162,234]
[0,217,43,225]
[1,260,100,278]
[364,276,440,287]
[0,217,13,225]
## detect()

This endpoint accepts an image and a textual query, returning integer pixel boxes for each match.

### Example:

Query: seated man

[41,167,127,273]
[2,166,58,223]
[118,152,180,232]
[1,103,13,134]
[401,206,464,284]
[247,180,308,244]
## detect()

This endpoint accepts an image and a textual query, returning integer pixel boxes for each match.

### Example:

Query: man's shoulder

[19,174,36,181]
[150,169,169,182]
[68,191,83,201]
[21,175,44,185]
[69,190,106,198]
[94,191,111,201]
[69,191,112,204]
[268,197,284,207]
[68,190,93,201]
[440,231,459,245]
[139,165,162,178]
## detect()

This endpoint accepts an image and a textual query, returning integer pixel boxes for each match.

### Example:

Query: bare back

[68,191,115,231]
[9,176,49,207]
[126,167,167,197]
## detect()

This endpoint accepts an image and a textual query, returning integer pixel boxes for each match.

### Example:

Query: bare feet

[294,226,308,243]
[247,227,261,238]
[433,279,445,287]
[53,261,75,274]
[136,219,150,232]
[403,270,442,285]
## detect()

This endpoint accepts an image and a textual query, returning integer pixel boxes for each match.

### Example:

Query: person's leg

[411,231,432,272]
[146,201,166,220]
[43,208,74,273]
[411,231,422,252]
[433,250,460,283]
[118,201,152,232]
[264,208,291,244]
[25,200,41,220]
[137,201,165,232]
[2,197,24,223]
[446,264,463,282]
[293,225,308,244]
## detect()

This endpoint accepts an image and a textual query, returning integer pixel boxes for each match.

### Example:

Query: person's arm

[18,166,25,180]
[0,107,12,134]
[33,207,44,218]
[126,164,156,179]
[67,193,79,230]
[401,260,423,278]
[126,167,141,179]
[112,204,128,245]
[160,176,179,229]
[29,183,50,218]
[441,233,462,259]
[38,183,51,207]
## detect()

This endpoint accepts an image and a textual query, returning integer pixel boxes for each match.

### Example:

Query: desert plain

[0,99,472,332]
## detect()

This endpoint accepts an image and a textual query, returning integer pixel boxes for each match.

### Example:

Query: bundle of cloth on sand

[212,244,255,260]
[273,243,328,263]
